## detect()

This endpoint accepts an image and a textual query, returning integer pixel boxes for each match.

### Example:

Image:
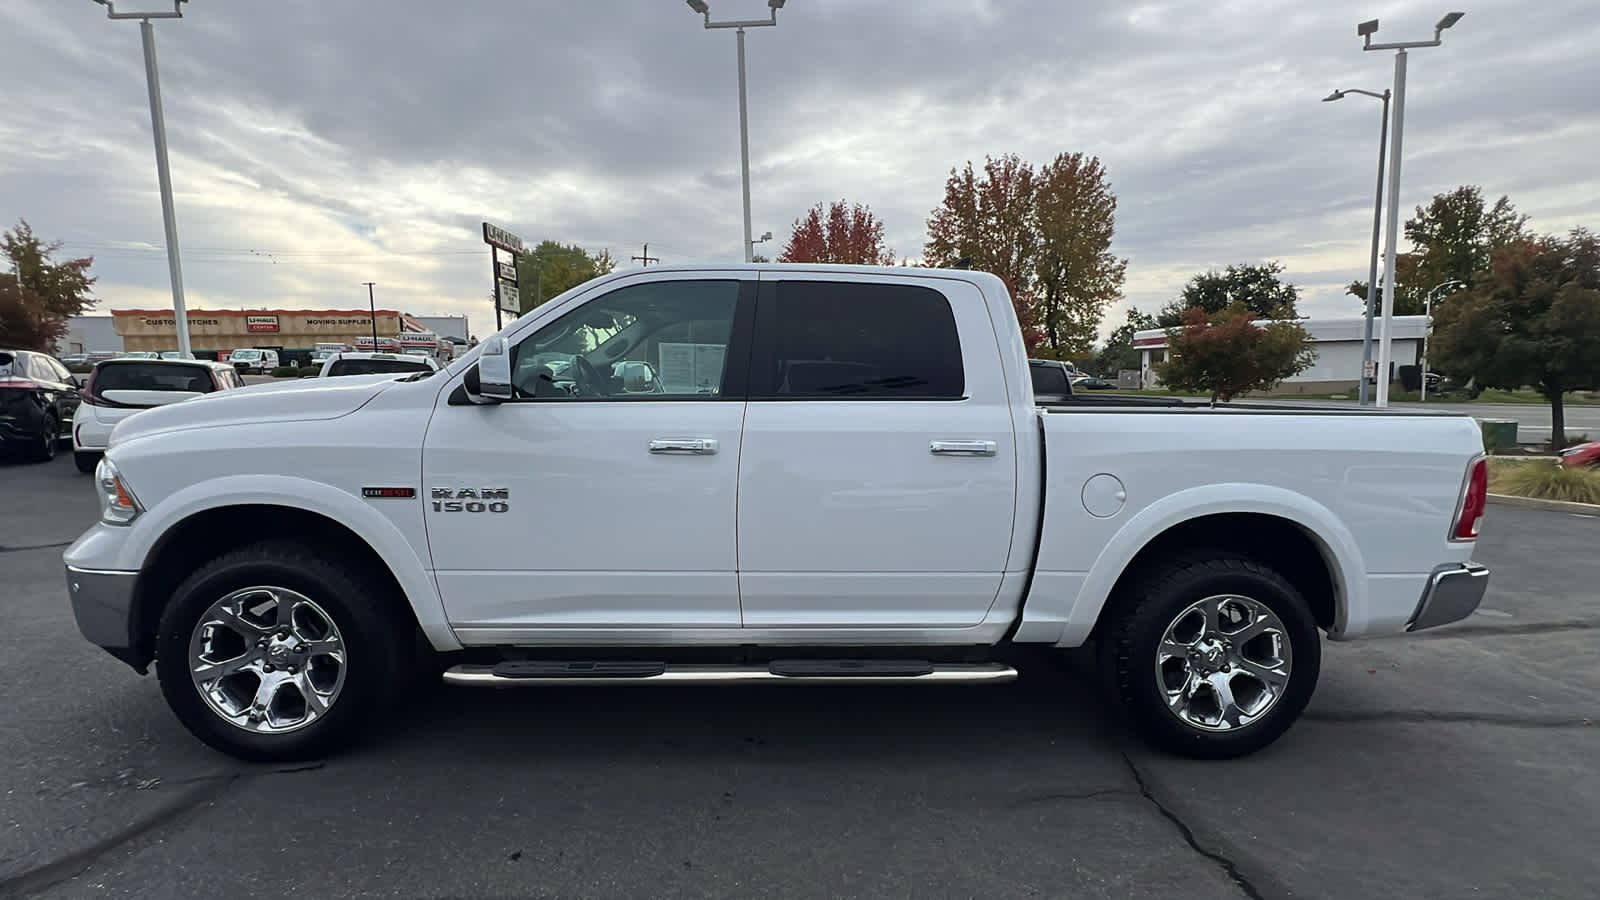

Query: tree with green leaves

[1349,186,1528,316]
[924,152,1126,355]
[1093,307,1156,377]
[1,220,97,351]
[1158,262,1299,327]
[516,241,617,314]
[1430,229,1600,448]
[1032,153,1128,358]
[1156,303,1316,405]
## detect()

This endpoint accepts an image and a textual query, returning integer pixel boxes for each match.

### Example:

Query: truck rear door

[736,274,1018,629]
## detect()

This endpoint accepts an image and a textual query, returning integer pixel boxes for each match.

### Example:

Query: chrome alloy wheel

[187,587,347,734]
[1155,594,1292,732]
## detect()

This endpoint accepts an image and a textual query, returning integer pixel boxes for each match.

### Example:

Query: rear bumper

[1407,562,1489,632]
[65,565,145,672]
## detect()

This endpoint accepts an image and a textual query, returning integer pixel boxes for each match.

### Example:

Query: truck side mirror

[468,335,513,403]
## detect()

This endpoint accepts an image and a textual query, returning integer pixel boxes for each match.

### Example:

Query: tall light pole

[92,0,193,359]
[686,0,788,263]
[1419,279,1464,401]
[362,282,378,345]
[1323,87,1391,407]
[1359,11,1465,407]
[749,230,773,260]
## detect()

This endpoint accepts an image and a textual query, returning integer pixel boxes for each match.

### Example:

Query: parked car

[1558,441,1600,469]
[1028,358,1078,399]
[227,348,280,373]
[1072,375,1115,390]
[119,351,161,360]
[71,359,245,473]
[0,349,80,462]
[318,351,440,378]
[160,350,196,360]
[65,264,1489,763]
[60,353,91,367]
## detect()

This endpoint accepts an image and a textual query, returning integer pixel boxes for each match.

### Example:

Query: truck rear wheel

[154,540,409,762]
[1101,554,1320,759]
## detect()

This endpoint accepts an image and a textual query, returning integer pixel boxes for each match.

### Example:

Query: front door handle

[649,438,718,455]
[930,440,997,456]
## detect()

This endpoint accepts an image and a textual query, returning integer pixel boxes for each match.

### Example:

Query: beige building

[112,308,417,359]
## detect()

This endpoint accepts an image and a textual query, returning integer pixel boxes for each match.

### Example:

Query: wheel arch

[1055,483,1365,648]
[120,477,458,672]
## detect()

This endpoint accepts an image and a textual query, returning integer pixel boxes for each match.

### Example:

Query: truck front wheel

[1101,554,1320,759]
[154,540,409,762]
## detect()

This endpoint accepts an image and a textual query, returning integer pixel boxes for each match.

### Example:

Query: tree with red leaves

[777,200,895,266]
[1,220,97,351]
[1156,303,1315,405]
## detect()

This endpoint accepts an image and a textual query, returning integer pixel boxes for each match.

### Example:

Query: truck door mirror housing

[470,336,514,403]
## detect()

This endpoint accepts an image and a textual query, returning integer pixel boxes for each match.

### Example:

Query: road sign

[498,261,518,283]
[482,222,524,254]
[497,281,520,315]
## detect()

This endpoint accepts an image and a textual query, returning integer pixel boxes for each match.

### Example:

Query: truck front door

[421,273,755,640]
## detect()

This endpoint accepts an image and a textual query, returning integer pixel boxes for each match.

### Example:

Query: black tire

[74,450,100,474]
[27,414,58,463]
[1100,554,1320,759]
[154,540,410,762]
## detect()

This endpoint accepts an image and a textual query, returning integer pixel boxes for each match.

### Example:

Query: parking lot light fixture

[1358,11,1466,407]
[685,1,789,262]
[91,0,193,359]
[1323,86,1391,406]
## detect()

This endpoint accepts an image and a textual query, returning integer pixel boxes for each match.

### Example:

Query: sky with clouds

[2,0,1596,340]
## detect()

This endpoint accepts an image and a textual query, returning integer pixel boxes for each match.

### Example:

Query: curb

[1486,493,1600,515]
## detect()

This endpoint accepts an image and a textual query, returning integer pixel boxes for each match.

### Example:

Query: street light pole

[363,282,378,344]
[1420,279,1464,401]
[749,230,773,260]
[1359,11,1465,407]
[1323,87,1390,407]
[94,0,192,359]
[686,0,787,263]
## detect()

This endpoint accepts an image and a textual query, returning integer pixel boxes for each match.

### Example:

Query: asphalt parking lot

[3,452,1596,899]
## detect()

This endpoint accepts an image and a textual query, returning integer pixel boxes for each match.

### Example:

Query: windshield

[326,358,432,377]
[91,362,214,401]
[0,352,17,377]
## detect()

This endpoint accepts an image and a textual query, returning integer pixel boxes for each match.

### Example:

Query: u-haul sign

[246,315,280,333]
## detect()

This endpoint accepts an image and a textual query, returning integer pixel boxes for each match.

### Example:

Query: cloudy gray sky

[2,0,1596,339]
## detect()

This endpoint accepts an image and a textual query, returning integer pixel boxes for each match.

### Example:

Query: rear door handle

[930,440,997,456]
[649,438,718,455]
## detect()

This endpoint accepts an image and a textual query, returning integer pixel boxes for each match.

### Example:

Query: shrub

[269,365,300,377]
[1487,458,1600,505]
[299,366,322,377]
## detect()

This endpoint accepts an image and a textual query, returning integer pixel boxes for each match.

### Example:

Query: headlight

[95,457,143,526]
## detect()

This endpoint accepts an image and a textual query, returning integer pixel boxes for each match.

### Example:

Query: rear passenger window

[755,281,965,399]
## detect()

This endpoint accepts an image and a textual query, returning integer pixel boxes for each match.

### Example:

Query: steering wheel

[571,355,607,398]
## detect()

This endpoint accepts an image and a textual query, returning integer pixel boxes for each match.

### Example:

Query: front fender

[1050,482,1367,648]
[72,474,459,652]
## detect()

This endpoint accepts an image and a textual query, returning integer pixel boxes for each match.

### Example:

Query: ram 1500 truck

[63,264,1490,762]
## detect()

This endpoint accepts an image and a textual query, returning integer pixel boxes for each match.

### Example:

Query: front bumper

[1407,562,1489,632]
[65,565,145,671]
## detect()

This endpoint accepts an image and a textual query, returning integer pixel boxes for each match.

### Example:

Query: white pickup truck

[64,264,1490,762]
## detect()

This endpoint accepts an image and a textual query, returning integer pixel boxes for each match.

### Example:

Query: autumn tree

[1158,261,1300,327]
[0,220,97,351]
[1156,303,1316,405]
[924,152,1126,355]
[1093,307,1157,377]
[516,240,617,313]
[777,200,894,266]
[1349,186,1528,316]
[1430,229,1600,448]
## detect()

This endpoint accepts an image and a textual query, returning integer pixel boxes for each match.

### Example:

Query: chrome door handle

[930,440,997,456]
[649,438,718,455]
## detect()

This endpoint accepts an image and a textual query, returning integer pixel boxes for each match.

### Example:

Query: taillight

[0,377,40,390]
[1451,456,1487,541]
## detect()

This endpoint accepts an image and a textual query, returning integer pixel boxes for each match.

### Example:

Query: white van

[225,348,279,373]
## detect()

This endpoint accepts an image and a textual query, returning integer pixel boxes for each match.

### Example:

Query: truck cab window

[754,281,965,399]
[509,280,740,400]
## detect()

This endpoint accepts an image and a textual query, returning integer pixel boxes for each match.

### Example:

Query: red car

[1558,441,1600,468]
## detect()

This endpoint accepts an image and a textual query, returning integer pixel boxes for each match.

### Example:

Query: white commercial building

[1133,315,1428,394]
[56,315,121,355]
